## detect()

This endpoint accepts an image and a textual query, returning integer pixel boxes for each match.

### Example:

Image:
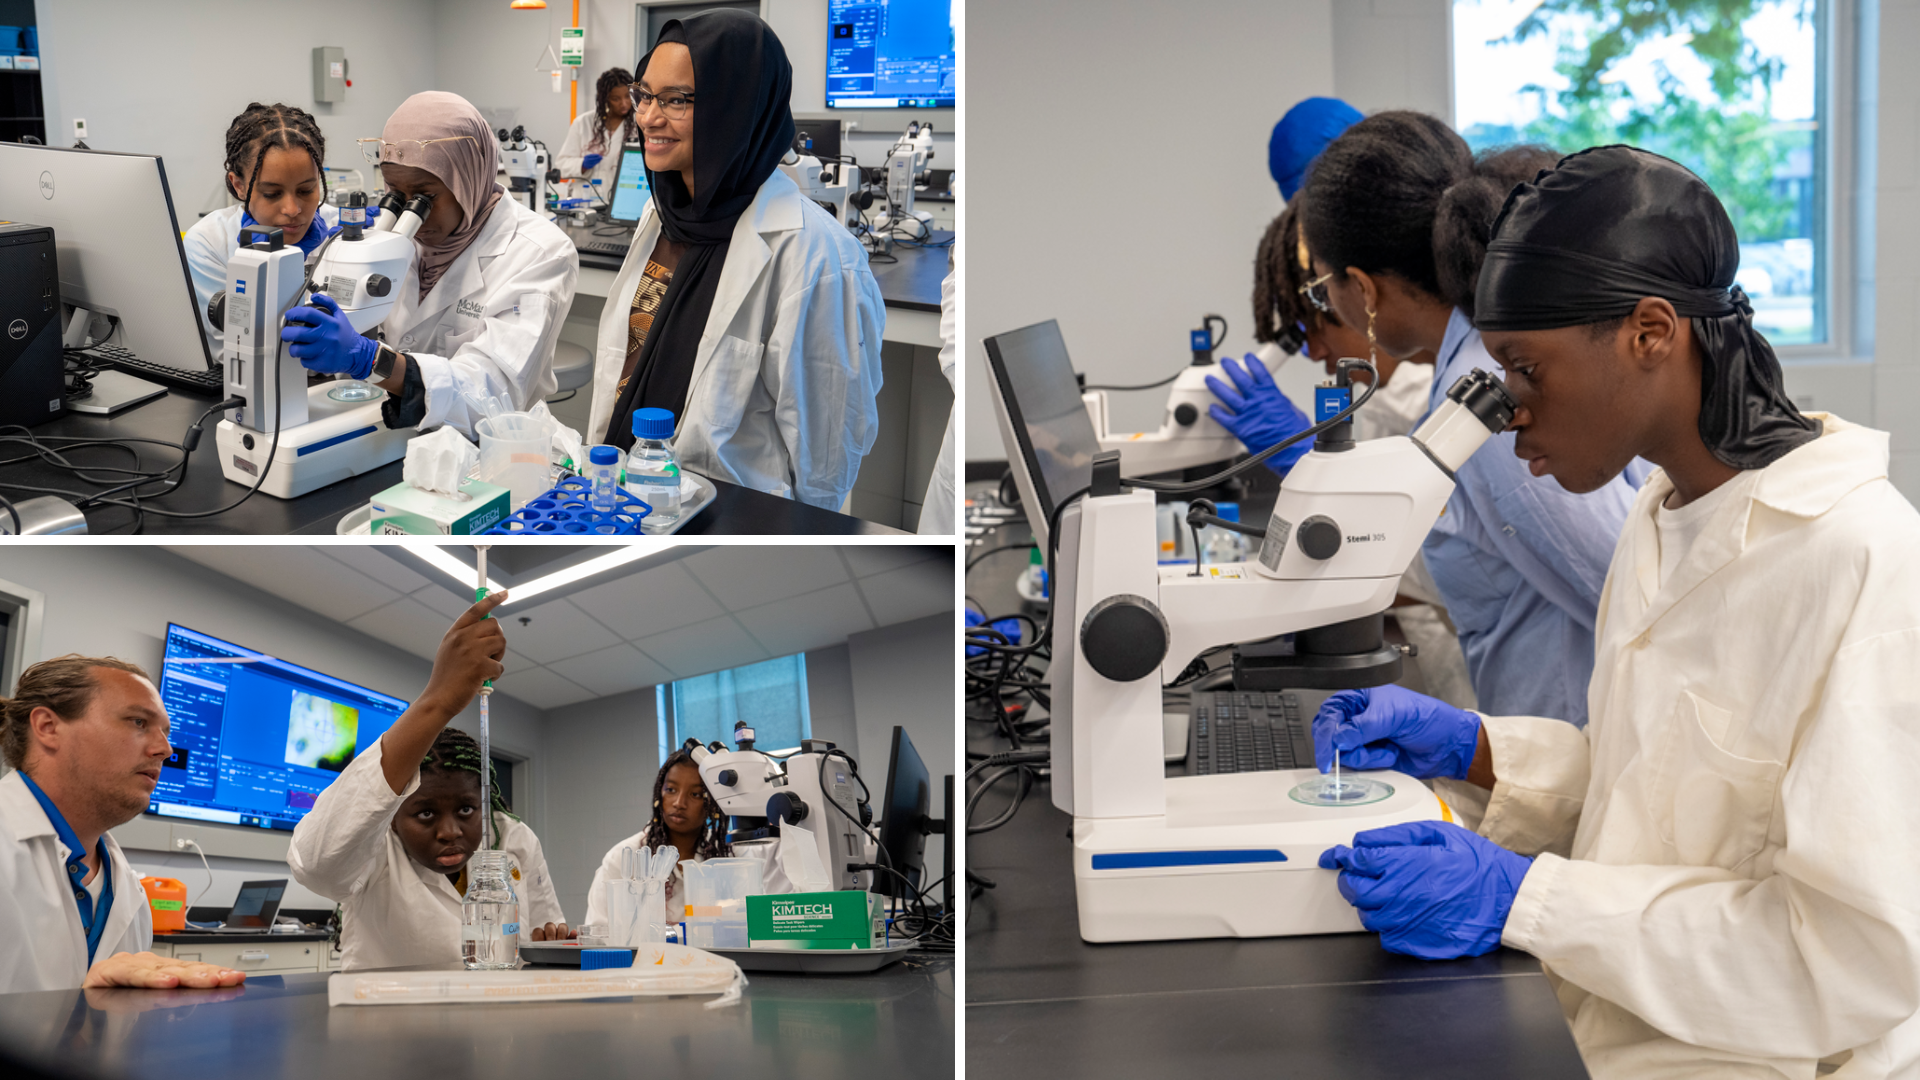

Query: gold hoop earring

[1366,307,1378,368]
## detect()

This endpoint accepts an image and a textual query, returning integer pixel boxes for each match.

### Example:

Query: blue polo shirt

[18,772,115,964]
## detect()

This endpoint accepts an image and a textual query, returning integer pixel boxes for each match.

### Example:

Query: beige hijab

[379,92,504,297]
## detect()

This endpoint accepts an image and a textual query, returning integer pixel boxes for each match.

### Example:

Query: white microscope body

[1083,363,1245,478]
[695,732,875,894]
[213,195,430,498]
[876,121,935,232]
[1050,372,1514,942]
[499,127,552,216]
[779,149,851,226]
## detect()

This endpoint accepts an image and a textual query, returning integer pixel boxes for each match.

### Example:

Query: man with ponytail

[1315,146,1920,1077]
[0,656,246,992]
[289,590,567,970]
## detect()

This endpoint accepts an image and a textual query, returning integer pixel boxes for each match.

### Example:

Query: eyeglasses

[357,136,479,165]
[1298,271,1335,315]
[632,89,695,120]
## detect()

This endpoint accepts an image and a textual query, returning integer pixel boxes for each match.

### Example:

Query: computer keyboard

[79,343,225,394]
[1187,690,1314,775]
[577,237,630,255]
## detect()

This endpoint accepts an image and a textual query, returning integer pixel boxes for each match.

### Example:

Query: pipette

[475,543,493,852]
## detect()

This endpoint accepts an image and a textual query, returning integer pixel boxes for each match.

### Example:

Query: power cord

[1083,314,1228,392]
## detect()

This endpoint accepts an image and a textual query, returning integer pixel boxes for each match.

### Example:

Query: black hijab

[1475,145,1819,471]
[605,10,796,448]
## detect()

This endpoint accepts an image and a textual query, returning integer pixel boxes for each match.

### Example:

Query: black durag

[1475,145,1820,471]
[604,10,795,448]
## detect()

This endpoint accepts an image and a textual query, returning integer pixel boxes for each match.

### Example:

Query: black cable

[1083,313,1227,392]
[0,492,19,536]
[965,541,1035,575]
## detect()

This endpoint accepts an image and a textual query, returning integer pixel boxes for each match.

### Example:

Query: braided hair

[419,726,517,851]
[222,102,329,214]
[641,748,731,859]
[588,67,639,156]
[1252,199,1326,347]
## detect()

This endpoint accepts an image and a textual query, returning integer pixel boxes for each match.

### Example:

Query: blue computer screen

[610,143,652,222]
[151,623,408,832]
[826,0,955,109]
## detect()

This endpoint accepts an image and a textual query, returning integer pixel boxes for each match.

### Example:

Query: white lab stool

[548,341,592,403]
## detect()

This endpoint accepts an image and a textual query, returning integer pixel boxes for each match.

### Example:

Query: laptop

[199,879,287,932]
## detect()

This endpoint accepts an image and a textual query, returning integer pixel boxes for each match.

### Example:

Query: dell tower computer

[0,222,65,428]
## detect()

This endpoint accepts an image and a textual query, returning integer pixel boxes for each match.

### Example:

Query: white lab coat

[1476,414,1920,1077]
[553,112,629,206]
[182,202,342,357]
[377,194,579,437]
[581,829,794,928]
[288,738,565,972]
[1353,362,1433,443]
[588,168,884,510]
[916,258,957,534]
[0,771,151,994]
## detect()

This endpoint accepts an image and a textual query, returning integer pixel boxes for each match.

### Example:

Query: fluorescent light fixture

[404,544,677,607]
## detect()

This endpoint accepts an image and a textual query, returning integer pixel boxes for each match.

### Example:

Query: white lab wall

[0,546,545,912]
[1331,0,1454,122]
[1874,0,1920,499]
[34,0,439,220]
[534,686,657,924]
[846,611,953,904]
[964,0,1336,460]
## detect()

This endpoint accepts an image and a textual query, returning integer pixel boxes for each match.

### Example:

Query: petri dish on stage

[1288,775,1394,807]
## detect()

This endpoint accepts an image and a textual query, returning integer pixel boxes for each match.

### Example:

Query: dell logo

[7,319,25,340]
[38,171,53,200]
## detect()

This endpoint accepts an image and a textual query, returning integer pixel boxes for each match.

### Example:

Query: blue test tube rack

[483,477,653,535]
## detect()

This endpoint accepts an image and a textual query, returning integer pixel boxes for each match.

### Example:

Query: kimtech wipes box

[747,891,886,950]
[367,477,510,535]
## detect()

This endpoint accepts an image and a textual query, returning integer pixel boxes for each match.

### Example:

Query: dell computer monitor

[151,623,410,831]
[0,144,216,374]
[826,0,956,109]
[875,725,945,903]
[983,319,1101,548]
[609,142,652,223]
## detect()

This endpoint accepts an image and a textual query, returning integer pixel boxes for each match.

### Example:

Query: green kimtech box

[367,477,511,535]
[747,891,887,950]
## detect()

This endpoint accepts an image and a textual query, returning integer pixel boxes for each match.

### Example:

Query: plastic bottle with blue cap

[586,445,621,513]
[625,408,682,528]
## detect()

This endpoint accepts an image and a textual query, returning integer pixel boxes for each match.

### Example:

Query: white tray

[703,942,916,974]
[335,471,716,535]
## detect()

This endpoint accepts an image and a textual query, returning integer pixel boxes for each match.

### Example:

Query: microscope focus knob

[365,274,391,298]
[1173,403,1198,426]
[767,792,808,824]
[1298,515,1342,560]
[1080,594,1170,683]
[717,769,738,787]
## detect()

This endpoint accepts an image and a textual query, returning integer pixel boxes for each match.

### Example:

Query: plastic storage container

[625,408,682,531]
[475,412,555,511]
[142,876,188,934]
[586,444,621,512]
[680,858,764,949]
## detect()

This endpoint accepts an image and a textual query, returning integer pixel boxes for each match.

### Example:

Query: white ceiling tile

[681,547,851,610]
[547,643,673,697]
[410,583,475,620]
[636,615,771,680]
[504,597,623,664]
[567,562,725,639]
[493,666,598,710]
[171,547,402,624]
[335,549,435,594]
[734,583,874,658]
[840,545,940,578]
[855,563,954,628]
[501,649,541,676]
[346,597,454,663]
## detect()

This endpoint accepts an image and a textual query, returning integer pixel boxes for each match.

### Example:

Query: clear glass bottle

[625,407,682,530]
[586,444,621,513]
[461,850,521,970]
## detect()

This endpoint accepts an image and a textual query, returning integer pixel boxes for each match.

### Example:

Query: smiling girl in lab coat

[289,593,566,970]
[277,92,580,439]
[587,10,884,511]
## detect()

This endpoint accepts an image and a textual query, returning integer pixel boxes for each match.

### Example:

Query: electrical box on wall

[312,46,347,103]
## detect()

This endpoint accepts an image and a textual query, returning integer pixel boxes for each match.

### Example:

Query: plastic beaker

[476,412,555,510]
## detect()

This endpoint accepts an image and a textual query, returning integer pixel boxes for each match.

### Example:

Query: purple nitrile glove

[1205,353,1313,475]
[280,292,379,379]
[1312,685,1480,780]
[1318,820,1531,959]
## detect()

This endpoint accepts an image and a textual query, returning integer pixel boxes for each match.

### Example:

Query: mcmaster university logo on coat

[456,298,486,319]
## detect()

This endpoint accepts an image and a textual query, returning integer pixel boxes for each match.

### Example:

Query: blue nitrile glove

[281,292,379,379]
[582,153,604,170]
[965,609,1023,658]
[1318,820,1531,959]
[1312,685,1480,780]
[1206,353,1313,475]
